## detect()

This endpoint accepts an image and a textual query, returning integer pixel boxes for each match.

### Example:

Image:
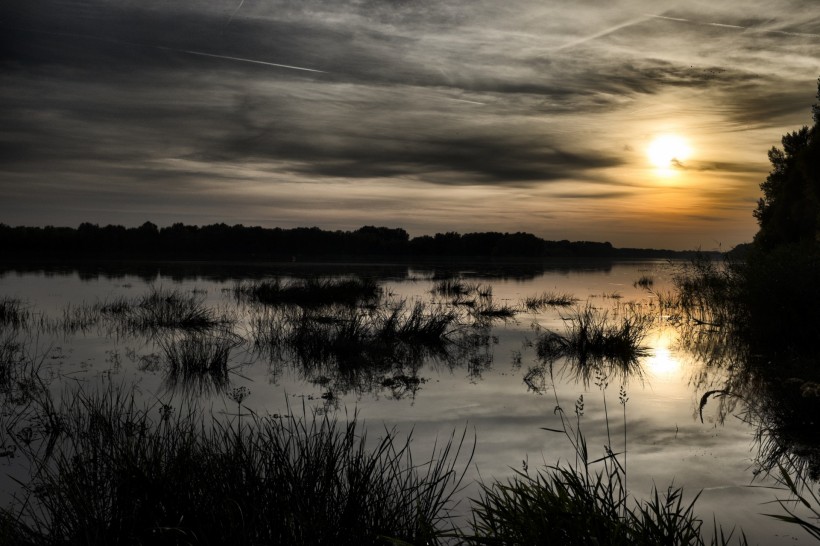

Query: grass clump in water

[378,300,459,344]
[472,301,517,321]
[633,275,654,289]
[159,332,240,394]
[286,300,459,370]
[672,255,738,327]
[536,305,651,383]
[132,287,221,330]
[234,277,382,307]
[1,384,471,546]
[431,279,479,298]
[523,292,578,311]
[0,298,28,329]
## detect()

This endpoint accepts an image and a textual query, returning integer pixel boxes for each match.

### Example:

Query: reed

[132,287,221,330]
[432,279,479,298]
[159,331,240,395]
[633,275,654,289]
[536,305,650,385]
[472,302,517,321]
[766,457,820,541]
[234,277,382,307]
[1,385,470,546]
[523,292,578,311]
[464,380,746,546]
[251,300,459,370]
[0,298,28,329]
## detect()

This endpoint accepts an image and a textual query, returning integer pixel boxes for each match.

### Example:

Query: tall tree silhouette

[753,77,820,249]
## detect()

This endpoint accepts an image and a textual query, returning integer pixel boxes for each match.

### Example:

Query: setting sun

[647,135,692,168]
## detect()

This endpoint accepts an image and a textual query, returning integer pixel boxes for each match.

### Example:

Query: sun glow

[647,135,692,169]
[645,346,682,379]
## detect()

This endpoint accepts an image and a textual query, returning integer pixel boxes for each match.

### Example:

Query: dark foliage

[1,386,469,546]
[754,78,820,249]
[0,222,712,262]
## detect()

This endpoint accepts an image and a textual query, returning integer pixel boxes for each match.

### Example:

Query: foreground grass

[467,469,741,546]
[463,369,747,546]
[0,362,755,546]
[1,386,470,546]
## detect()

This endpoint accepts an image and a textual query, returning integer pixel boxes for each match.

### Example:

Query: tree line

[0,222,704,261]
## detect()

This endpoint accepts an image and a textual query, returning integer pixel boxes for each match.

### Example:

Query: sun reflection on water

[645,342,682,380]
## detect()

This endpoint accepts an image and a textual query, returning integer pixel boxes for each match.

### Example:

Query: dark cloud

[1,0,817,247]
[677,160,768,174]
[550,190,635,199]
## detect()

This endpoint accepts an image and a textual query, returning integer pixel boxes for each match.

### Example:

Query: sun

[647,135,692,169]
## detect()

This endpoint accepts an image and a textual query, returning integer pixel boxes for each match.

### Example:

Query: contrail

[226,0,245,26]
[444,97,487,106]
[645,13,820,39]
[156,46,327,73]
[707,23,745,30]
[553,15,651,51]
[12,27,328,73]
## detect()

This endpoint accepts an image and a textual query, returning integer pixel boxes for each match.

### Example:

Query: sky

[1,0,819,249]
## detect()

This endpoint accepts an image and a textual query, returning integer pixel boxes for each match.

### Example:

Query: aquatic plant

[766,457,820,541]
[234,277,382,307]
[378,300,459,344]
[465,381,747,546]
[0,384,471,546]
[252,300,459,369]
[0,298,28,329]
[132,287,222,330]
[535,304,651,385]
[431,278,477,298]
[159,331,240,395]
[633,275,654,289]
[0,335,22,389]
[472,301,518,321]
[671,254,739,327]
[522,292,578,311]
[52,289,229,336]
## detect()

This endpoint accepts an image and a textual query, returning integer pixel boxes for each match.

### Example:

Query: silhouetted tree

[753,78,820,249]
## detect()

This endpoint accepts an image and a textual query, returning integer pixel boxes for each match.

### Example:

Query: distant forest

[0,222,716,261]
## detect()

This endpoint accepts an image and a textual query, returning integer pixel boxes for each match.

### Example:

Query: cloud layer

[2,0,818,248]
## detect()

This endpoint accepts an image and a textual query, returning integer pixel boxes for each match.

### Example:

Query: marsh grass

[159,331,241,395]
[470,298,518,322]
[48,289,228,337]
[633,275,654,289]
[464,376,747,546]
[0,335,23,389]
[432,279,479,298]
[379,300,459,343]
[670,254,742,327]
[522,292,578,311]
[764,457,820,541]
[1,385,471,546]
[234,277,382,307]
[247,300,465,395]
[535,305,651,384]
[0,298,28,329]
[131,288,222,330]
[252,300,459,367]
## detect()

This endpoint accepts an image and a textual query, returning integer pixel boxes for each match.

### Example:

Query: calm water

[0,260,808,543]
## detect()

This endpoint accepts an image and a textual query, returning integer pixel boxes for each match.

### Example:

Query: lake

[0,259,810,543]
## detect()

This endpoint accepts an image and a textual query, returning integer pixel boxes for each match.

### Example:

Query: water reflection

[0,258,623,284]
[676,314,820,481]
[3,259,812,543]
